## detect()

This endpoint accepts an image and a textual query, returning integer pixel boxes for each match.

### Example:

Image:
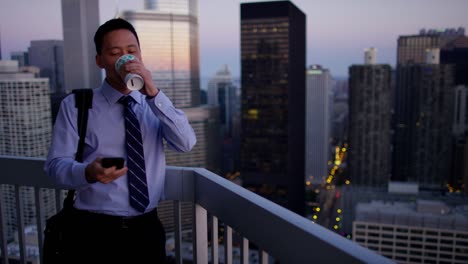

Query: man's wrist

[146,88,159,99]
[85,164,97,183]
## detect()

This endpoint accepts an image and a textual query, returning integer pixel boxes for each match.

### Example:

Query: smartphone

[101,157,125,169]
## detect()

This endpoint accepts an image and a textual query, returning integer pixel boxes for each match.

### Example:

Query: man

[44,18,196,263]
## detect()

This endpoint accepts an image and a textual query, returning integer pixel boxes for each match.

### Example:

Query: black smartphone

[101,157,125,169]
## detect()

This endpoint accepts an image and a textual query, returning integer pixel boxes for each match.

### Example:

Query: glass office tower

[240,1,306,215]
[122,0,200,108]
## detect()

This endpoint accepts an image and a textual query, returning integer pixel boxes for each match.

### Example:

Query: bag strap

[63,89,93,209]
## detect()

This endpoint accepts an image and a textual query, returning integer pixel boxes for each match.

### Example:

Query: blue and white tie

[119,96,149,212]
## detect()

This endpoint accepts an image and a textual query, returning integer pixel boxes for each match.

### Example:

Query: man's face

[96,29,141,87]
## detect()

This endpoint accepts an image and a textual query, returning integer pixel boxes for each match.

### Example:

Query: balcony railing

[0,155,394,264]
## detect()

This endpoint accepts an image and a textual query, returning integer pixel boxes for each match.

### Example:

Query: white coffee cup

[115,54,144,91]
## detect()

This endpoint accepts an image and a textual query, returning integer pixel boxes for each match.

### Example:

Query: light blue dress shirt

[45,80,196,216]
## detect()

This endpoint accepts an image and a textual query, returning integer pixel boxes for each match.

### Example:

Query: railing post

[259,250,268,264]
[174,200,182,264]
[241,237,249,264]
[0,186,8,264]
[15,185,26,264]
[211,216,219,264]
[224,225,232,264]
[193,204,208,264]
[35,187,44,262]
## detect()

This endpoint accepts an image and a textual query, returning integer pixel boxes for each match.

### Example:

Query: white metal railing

[0,155,395,264]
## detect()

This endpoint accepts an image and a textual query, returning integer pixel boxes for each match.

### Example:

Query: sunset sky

[1,0,467,79]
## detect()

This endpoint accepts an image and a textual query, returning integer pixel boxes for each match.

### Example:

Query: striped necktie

[119,96,149,212]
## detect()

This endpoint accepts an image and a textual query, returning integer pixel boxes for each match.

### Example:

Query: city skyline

[1,2,467,262]
[0,0,467,80]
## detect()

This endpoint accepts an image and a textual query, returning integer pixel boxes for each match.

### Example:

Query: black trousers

[65,207,167,264]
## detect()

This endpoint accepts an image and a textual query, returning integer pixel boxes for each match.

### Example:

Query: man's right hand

[85,157,128,184]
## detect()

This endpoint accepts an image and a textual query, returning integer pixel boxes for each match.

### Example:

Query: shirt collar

[101,79,143,105]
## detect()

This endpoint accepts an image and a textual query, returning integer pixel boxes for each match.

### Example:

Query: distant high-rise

[306,65,331,185]
[240,1,306,215]
[440,36,468,86]
[0,61,51,157]
[397,27,465,65]
[393,49,455,188]
[0,60,55,241]
[207,65,239,137]
[208,65,232,106]
[453,85,468,136]
[207,65,241,175]
[28,40,65,94]
[331,79,349,144]
[121,0,219,172]
[450,85,468,194]
[348,49,392,186]
[451,138,468,195]
[61,0,101,92]
[398,28,468,105]
[10,51,29,67]
[122,0,200,108]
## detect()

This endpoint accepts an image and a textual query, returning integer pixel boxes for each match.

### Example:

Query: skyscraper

[207,65,239,137]
[393,49,455,188]
[330,79,349,144]
[122,0,200,108]
[348,48,392,186]
[306,65,331,185]
[28,40,65,94]
[207,65,241,175]
[10,51,29,67]
[240,1,306,215]
[440,36,468,86]
[208,65,232,105]
[397,27,465,65]
[396,28,466,191]
[0,61,51,157]
[398,28,468,89]
[61,0,101,92]
[0,60,55,241]
[453,85,468,136]
[450,84,468,194]
[121,0,220,173]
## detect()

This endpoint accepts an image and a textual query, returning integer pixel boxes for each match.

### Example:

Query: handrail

[0,155,394,264]
[189,168,394,264]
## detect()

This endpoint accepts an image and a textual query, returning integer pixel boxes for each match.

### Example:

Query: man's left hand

[124,59,159,97]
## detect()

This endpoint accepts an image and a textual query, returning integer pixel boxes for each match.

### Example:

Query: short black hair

[94,18,140,55]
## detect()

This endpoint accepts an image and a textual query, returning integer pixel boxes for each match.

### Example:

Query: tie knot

[119,96,135,107]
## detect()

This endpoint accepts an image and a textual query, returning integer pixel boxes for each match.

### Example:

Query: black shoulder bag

[42,89,93,264]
